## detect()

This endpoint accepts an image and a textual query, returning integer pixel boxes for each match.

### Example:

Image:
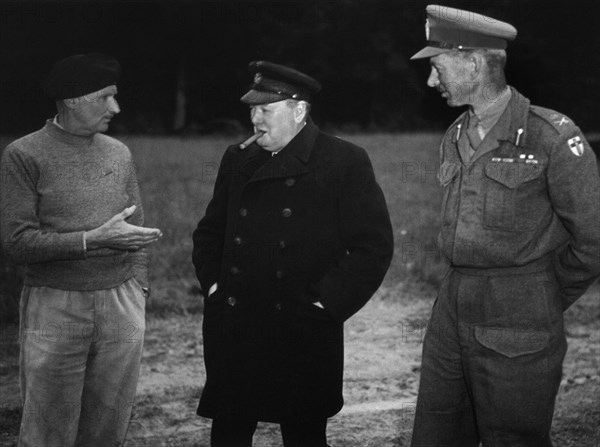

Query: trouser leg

[210,418,258,447]
[458,272,567,447]
[75,278,146,447]
[410,271,480,447]
[280,418,329,447]
[18,286,91,447]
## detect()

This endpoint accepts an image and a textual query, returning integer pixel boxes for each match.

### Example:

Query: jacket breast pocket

[482,162,544,231]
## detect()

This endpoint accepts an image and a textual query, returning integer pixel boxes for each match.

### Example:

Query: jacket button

[279,240,286,249]
[276,270,285,279]
[275,302,282,311]
[233,236,242,245]
[230,266,241,275]
[282,208,292,218]
[227,296,237,306]
[239,208,248,217]
[285,178,296,187]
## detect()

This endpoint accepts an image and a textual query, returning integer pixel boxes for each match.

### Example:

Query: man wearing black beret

[0,53,162,446]
[192,61,394,446]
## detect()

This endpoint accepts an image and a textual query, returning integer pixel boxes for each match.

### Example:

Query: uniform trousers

[18,278,146,447]
[210,417,330,447]
[410,261,567,447]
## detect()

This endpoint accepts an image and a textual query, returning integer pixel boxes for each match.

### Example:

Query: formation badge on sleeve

[567,136,584,157]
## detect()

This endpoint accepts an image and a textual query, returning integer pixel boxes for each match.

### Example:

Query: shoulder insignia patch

[530,106,575,134]
[554,116,569,127]
[567,136,584,156]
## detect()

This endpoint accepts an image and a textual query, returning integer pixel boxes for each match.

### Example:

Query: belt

[452,254,554,277]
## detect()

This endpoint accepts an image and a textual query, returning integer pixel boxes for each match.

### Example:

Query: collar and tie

[466,114,482,159]
[456,113,482,163]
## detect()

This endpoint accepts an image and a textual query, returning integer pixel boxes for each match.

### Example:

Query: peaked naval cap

[240,61,321,105]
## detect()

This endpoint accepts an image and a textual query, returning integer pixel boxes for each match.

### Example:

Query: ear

[293,101,308,123]
[63,97,79,110]
[469,53,484,80]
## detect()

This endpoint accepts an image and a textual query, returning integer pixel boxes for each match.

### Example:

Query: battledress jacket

[438,87,600,309]
[192,118,393,421]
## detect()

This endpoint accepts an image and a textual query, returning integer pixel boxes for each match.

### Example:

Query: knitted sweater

[0,120,148,290]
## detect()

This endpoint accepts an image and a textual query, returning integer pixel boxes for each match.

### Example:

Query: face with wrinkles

[427,53,474,107]
[249,100,305,152]
[66,85,120,135]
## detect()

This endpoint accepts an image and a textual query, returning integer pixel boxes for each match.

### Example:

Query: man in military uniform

[192,61,393,447]
[409,5,600,447]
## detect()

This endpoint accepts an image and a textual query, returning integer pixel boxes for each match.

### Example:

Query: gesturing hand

[85,205,162,251]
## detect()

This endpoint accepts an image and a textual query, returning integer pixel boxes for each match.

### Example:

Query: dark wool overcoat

[192,118,394,422]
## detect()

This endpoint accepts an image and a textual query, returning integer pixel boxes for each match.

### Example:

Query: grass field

[1,133,599,445]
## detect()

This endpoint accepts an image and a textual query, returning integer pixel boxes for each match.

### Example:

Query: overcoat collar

[241,117,319,182]
[456,87,531,165]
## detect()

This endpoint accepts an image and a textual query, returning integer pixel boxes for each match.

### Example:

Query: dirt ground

[1,284,598,446]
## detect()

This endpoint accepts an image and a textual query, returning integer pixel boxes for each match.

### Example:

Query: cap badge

[254,73,262,84]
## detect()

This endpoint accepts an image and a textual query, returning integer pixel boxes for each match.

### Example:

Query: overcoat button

[230,266,241,275]
[233,236,242,245]
[285,178,296,187]
[276,270,285,279]
[275,302,282,311]
[279,240,286,249]
[239,208,248,217]
[227,296,237,306]
[282,208,292,217]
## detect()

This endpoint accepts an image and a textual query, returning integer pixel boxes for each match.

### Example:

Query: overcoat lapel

[239,145,271,179]
[242,118,319,184]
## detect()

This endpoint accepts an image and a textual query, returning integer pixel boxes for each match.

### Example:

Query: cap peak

[411,5,517,60]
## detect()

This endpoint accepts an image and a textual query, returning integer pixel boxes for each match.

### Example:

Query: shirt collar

[52,115,65,130]
[470,87,512,136]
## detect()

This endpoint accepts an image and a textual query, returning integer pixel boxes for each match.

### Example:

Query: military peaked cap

[411,5,517,59]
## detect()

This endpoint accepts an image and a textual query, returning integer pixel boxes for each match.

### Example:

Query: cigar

[239,131,264,149]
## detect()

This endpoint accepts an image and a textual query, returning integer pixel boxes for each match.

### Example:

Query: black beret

[43,53,121,100]
[240,61,321,105]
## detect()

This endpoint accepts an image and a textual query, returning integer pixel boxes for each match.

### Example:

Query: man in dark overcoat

[409,5,600,447]
[192,61,394,447]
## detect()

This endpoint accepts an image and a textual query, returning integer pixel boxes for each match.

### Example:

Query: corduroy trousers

[18,278,145,447]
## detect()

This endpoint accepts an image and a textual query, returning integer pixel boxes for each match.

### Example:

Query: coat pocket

[482,161,544,231]
[438,161,461,188]
[474,326,549,358]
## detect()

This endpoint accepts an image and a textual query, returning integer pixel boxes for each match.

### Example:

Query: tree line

[1,0,598,135]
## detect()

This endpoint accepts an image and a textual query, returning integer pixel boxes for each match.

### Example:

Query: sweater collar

[43,119,97,147]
